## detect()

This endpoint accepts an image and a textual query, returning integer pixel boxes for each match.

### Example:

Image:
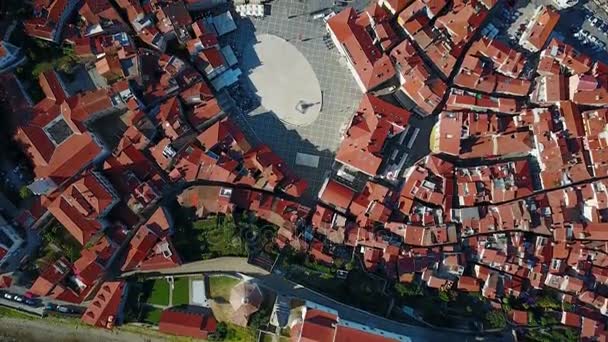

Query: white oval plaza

[242,34,322,127]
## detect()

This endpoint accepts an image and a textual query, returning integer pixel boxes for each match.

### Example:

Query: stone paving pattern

[223,0,363,201]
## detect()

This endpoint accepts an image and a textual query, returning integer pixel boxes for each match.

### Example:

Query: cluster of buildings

[157,279,262,339]
[0,215,24,269]
[267,0,608,337]
[9,0,608,338]
[11,0,309,331]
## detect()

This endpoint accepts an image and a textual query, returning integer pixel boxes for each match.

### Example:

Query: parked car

[12,295,23,303]
[2,292,13,300]
[44,303,56,311]
[591,17,603,28]
[24,298,37,306]
[56,305,74,314]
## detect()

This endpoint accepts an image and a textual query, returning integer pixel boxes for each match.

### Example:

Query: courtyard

[241,34,323,127]
[223,0,363,200]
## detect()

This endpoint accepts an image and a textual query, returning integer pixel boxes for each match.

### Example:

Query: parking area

[222,0,363,201]
[492,0,608,64]
[588,0,608,23]
[0,288,85,317]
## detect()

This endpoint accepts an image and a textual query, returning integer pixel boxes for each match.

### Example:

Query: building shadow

[234,109,336,206]
[217,17,345,203]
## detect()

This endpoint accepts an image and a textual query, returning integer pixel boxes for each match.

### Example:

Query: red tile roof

[335,95,410,175]
[81,281,126,328]
[457,276,480,292]
[80,0,125,26]
[120,225,158,271]
[189,99,221,127]
[30,257,72,296]
[159,308,217,339]
[542,38,592,75]
[327,7,396,92]
[73,252,103,286]
[509,310,528,325]
[138,237,182,271]
[435,0,490,45]
[430,112,461,156]
[519,5,560,52]
[319,180,355,211]
[390,39,447,115]
[561,311,581,328]
[334,325,397,342]
[379,0,410,15]
[39,70,66,103]
[292,309,337,342]
[446,89,519,114]
[47,171,116,245]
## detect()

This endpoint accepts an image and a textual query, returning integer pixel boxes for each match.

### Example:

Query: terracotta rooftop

[319,180,355,211]
[47,171,117,245]
[519,5,560,52]
[159,307,217,339]
[335,95,411,175]
[327,7,396,92]
[81,281,126,328]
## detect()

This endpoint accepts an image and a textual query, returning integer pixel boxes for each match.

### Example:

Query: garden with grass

[391,280,495,330]
[212,322,256,342]
[145,279,170,307]
[170,204,281,263]
[281,250,391,316]
[13,35,80,102]
[35,221,82,270]
[141,306,163,325]
[170,205,248,262]
[209,275,240,302]
[171,277,190,306]
[0,306,38,320]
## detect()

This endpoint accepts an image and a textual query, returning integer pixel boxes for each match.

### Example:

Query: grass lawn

[147,279,170,306]
[14,37,79,102]
[209,276,240,302]
[172,212,247,261]
[285,264,390,316]
[39,221,83,265]
[172,277,190,306]
[261,332,290,342]
[224,323,256,342]
[141,306,163,325]
[0,306,38,320]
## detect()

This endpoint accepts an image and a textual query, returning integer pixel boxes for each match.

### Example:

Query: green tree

[537,290,561,310]
[501,296,512,312]
[249,308,270,332]
[438,290,452,303]
[19,186,32,200]
[64,243,80,262]
[210,322,228,341]
[394,282,422,297]
[484,310,506,329]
